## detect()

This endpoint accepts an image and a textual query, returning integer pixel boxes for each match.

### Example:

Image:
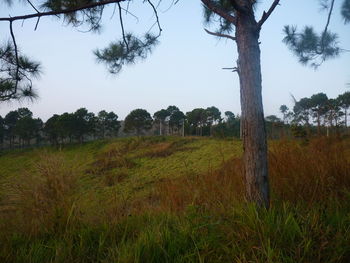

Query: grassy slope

[0,137,240,207]
[0,136,349,262]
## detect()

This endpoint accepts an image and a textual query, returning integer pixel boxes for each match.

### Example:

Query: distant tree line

[266,91,350,139]
[1,91,349,149]
[0,108,120,149]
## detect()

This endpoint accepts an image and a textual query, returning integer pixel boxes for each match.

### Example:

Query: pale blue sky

[0,0,349,120]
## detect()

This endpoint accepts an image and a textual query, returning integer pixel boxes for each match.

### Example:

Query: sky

[0,0,349,121]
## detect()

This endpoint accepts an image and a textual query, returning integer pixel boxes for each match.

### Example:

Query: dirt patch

[86,148,136,175]
[104,171,129,186]
[140,139,197,158]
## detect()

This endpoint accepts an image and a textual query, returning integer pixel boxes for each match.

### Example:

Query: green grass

[0,136,349,262]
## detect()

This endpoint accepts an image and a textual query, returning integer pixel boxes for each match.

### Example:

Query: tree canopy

[124,108,153,136]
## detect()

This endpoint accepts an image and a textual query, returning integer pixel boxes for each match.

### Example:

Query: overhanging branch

[117,2,128,51]
[9,21,19,96]
[0,0,126,23]
[257,0,281,29]
[201,0,237,25]
[204,28,236,41]
[147,0,162,37]
[323,0,336,35]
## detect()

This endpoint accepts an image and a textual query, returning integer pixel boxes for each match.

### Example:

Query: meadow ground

[0,136,349,262]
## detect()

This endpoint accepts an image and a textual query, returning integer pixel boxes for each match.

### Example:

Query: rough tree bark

[235,8,270,208]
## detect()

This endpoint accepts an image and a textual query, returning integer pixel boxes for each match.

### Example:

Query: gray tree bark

[235,8,270,208]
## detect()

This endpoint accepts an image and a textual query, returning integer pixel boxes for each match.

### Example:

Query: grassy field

[0,136,349,262]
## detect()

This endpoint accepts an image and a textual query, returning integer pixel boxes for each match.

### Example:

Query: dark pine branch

[204,28,236,41]
[117,2,129,51]
[9,21,19,97]
[0,0,126,22]
[283,0,342,68]
[147,0,163,37]
[201,0,237,25]
[323,0,335,36]
[257,0,281,29]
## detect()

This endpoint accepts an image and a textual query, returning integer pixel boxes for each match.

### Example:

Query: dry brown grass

[87,148,136,175]
[269,137,350,204]
[0,152,79,236]
[152,157,244,213]
[103,171,129,186]
[153,137,350,213]
[138,139,197,158]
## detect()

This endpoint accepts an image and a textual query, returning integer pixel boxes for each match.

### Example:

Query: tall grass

[0,137,349,262]
[0,152,79,237]
[270,137,350,204]
[155,137,350,211]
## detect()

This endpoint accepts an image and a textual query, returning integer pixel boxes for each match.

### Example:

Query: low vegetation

[0,136,349,262]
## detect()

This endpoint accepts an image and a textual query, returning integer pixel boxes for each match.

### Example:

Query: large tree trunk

[236,10,270,208]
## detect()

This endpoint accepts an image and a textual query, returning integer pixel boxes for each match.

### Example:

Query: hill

[0,136,349,262]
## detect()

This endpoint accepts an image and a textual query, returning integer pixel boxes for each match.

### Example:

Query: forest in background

[0,91,349,149]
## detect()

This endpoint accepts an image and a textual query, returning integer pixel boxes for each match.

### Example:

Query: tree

[265,115,283,139]
[163,106,185,135]
[225,111,235,122]
[293,97,312,127]
[206,106,221,124]
[4,110,20,147]
[206,106,221,136]
[202,0,283,207]
[15,114,43,146]
[169,110,186,135]
[279,105,289,124]
[337,91,350,128]
[309,93,329,134]
[73,108,96,143]
[97,110,108,138]
[166,106,180,117]
[124,109,153,136]
[57,112,76,143]
[202,0,349,207]
[165,106,179,135]
[186,108,208,136]
[17,107,33,119]
[33,118,44,145]
[44,114,60,146]
[213,111,240,137]
[97,110,120,138]
[153,109,170,136]
[325,98,342,135]
[105,111,120,137]
[153,106,186,136]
